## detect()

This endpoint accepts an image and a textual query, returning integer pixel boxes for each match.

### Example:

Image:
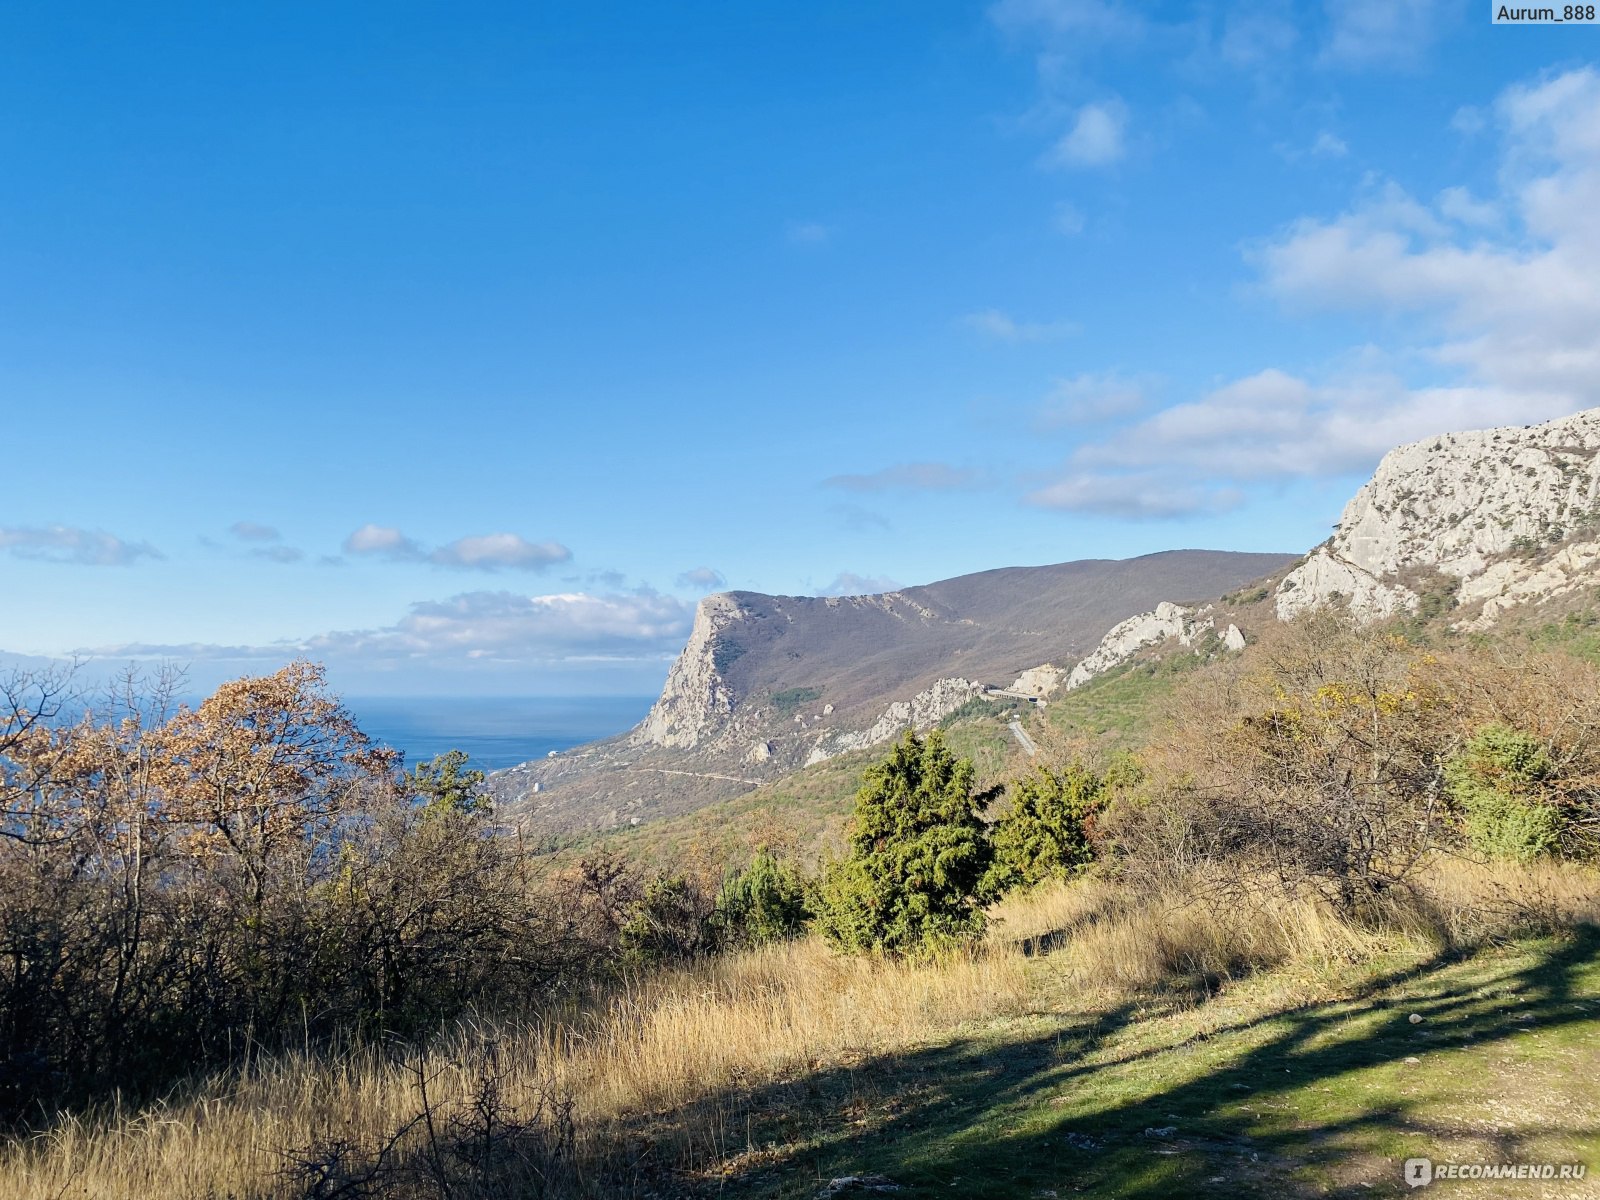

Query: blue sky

[3,1,1598,694]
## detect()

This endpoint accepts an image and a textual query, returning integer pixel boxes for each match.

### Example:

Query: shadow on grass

[670,925,1600,1199]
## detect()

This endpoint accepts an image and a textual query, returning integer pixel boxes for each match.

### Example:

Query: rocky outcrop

[630,593,745,750]
[1273,548,1416,622]
[1066,602,1220,690]
[805,677,984,765]
[1275,409,1600,622]
[1006,664,1065,698]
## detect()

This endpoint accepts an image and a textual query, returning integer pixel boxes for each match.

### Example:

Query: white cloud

[432,533,572,571]
[1048,100,1128,167]
[1435,186,1499,228]
[1255,68,1600,413]
[0,525,161,566]
[96,589,694,669]
[818,572,901,597]
[342,525,572,571]
[823,463,980,492]
[343,524,423,560]
[961,309,1079,343]
[1070,368,1521,482]
[1026,473,1243,519]
[676,566,727,591]
[1321,0,1444,68]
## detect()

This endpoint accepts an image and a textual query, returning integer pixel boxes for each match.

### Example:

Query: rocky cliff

[1276,409,1600,626]
[1054,408,1600,695]
[492,550,1293,831]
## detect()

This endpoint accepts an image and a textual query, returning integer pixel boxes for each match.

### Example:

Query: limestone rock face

[1275,409,1600,621]
[806,677,984,766]
[1007,664,1065,697]
[1273,548,1416,622]
[1066,602,1216,690]
[630,593,745,750]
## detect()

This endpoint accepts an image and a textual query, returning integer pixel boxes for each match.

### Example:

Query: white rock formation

[1276,409,1600,621]
[1066,602,1217,690]
[1273,548,1416,622]
[805,677,984,765]
[1007,664,1065,698]
[630,593,744,749]
[1222,624,1246,652]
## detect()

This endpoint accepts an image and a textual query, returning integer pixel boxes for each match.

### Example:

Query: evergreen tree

[406,749,491,816]
[814,730,992,954]
[714,849,809,946]
[985,761,1108,893]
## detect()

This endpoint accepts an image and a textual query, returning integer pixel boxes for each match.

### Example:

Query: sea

[346,695,655,772]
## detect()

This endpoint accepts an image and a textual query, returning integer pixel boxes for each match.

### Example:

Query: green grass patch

[710,926,1600,1197]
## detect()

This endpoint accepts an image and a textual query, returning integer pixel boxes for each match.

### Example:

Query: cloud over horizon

[84,587,695,672]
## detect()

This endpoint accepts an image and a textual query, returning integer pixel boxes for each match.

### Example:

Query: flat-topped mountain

[493,549,1293,831]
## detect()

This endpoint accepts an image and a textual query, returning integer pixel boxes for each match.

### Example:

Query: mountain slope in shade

[491,549,1293,832]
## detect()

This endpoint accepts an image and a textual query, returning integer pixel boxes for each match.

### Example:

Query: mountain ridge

[491,549,1294,831]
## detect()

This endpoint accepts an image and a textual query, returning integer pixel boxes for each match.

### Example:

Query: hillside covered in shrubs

[2,611,1599,1196]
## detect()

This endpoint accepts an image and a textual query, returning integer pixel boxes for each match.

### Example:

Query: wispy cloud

[823,463,981,492]
[1321,0,1446,68]
[93,588,695,669]
[433,534,573,571]
[229,521,281,542]
[830,504,892,533]
[818,572,901,597]
[1038,67,1600,510]
[227,520,305,563]
[251,545,306,564]
[1047,99,1129,168]
[0,525,161,566]
[1026,473,1243,519]
[960,309,1079,343]
[1053,202,1087,236]
[676,566,727,591]
[342,525,573,571]
[1036,372,1149,426]
[988,0,1145,48]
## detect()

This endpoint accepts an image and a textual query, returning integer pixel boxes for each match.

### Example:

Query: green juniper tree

[814,730,992,955]
[1444,724,1563,861]
[984,761,1113,893]
[714,848,809,946]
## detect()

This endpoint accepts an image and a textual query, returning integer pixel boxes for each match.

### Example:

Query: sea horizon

[345,694,656,773]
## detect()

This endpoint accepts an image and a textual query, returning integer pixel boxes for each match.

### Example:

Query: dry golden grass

[1,856,1593,1200]
[0,938,1030,1199]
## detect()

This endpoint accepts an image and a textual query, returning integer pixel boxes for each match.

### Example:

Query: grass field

[4,861,1595,1199]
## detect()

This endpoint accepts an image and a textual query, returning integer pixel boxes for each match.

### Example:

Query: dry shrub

[1112,614,1600,920]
